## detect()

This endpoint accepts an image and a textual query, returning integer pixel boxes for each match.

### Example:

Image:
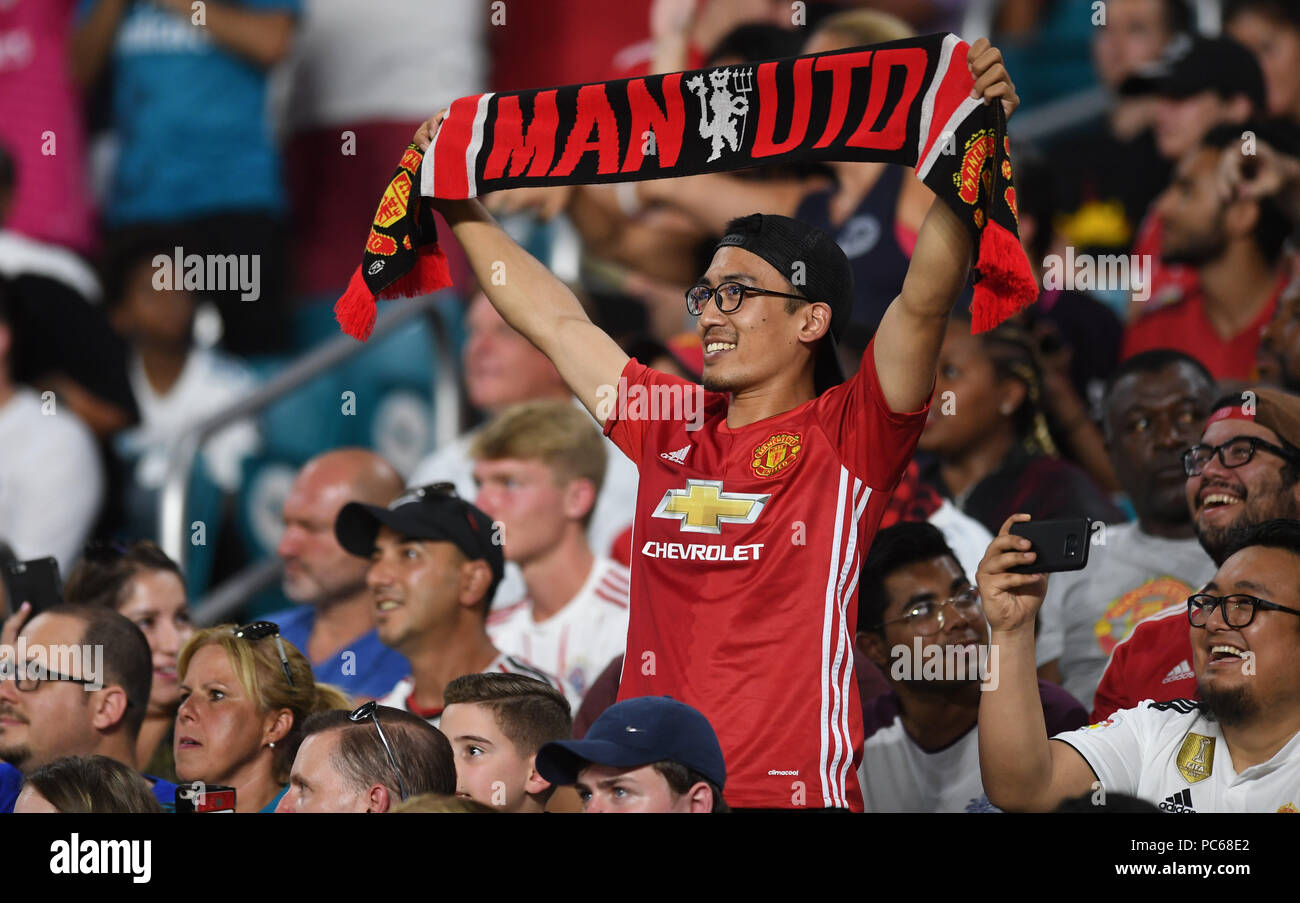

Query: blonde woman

[175,622,349,812]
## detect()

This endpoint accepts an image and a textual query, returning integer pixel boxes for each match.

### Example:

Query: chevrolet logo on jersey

[652,480,769,534]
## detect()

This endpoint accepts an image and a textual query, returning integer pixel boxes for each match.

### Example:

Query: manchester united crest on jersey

[1176,732,1215,784]
[751,433,801,478]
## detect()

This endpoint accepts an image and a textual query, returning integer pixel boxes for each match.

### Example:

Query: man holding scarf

[401,38,1018,810]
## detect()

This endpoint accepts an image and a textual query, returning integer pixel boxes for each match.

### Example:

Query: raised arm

[872,38,1020,413]
[417,115,630,424]
[976,515,1098,812]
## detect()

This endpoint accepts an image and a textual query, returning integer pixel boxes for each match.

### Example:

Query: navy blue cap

[536,696,726,789]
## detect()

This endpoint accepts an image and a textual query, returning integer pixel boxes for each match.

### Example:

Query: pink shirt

[0,0,95,252]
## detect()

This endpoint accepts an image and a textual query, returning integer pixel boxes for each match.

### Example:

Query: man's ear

[459,559,494,610]
[89,685,130,733]
[562,477,598,525]
[858,630,890,672]
[686,781,714,813]
[799,302,833,344]
[366,783,392,813]
[523,754,552,798]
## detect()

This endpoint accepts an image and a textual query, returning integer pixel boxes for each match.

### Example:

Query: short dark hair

[1054,790,1161,813]
[300,706,455,800]
[1223,0,1300,29]
[42,604,152,739]
[859,522,960,636]
[443,672,572,757]
[0,142,14,195]
[1161,0,1195,34]
[1200,124,1293,265]
[64,541,184,612]
[23,755,162,813]
[1102,349,1216,437]
[651,760,729,813]
[1219,518,1300,570]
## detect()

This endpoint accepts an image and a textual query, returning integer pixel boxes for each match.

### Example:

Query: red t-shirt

[604,339,928,809]
[1090,603,1196,722]
[1121,270,1286,381]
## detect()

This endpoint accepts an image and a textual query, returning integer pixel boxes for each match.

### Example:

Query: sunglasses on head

[234,621,295,689]
[349,701,410,802]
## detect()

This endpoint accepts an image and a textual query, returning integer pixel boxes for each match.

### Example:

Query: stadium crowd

[1,0,1299,814]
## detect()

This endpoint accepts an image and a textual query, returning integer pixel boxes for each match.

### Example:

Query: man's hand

[414,108,450,152]
[1217,139,1300,224]
[1,602,31,650]
[967,38,1019,120]
[976,514,1048,634]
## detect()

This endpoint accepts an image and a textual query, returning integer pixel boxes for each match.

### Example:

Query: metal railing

[159,293,461,623]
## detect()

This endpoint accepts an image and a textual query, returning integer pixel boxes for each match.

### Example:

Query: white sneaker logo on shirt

[1162,659,1195,684]
[660,444,692,465]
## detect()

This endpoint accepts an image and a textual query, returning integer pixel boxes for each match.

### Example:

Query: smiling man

[1092,387,1300,719]
[334,484,561,726]
[415,39,1019,810]
[856,522,1086,812]
[977,516,1300,812]
[1036,350,1217,712]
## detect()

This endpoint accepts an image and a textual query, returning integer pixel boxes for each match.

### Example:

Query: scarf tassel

[970,218,1038,335]
[334,245,451,341]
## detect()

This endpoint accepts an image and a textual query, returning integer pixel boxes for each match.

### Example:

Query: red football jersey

[605,340,927,809]
[1091,603,1196,722]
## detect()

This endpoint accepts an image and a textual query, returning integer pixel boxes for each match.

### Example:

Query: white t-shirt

[487,558,629,705]
[858,720,999,813]
[0,388,103,574]
[929,499,993,583]
[408,418,639,611]
[377,652,564,728]
[1037,522,1215,711]
[121,348,260,493]
[1054,699,1300,812]
[284,0,486,129]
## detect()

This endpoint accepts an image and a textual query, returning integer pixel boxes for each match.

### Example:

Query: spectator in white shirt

[409,292,638,607]
[106,235,259,495]
[472,401,630,705]
[0,286,102,575]
[978,516,1300,812]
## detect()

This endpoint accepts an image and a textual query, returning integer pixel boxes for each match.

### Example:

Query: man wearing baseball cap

[1093,387,1300,719]
[536,696,727,813]
[1120,33,1267,162]
[415,41,1019,810]
[335,483,563,725]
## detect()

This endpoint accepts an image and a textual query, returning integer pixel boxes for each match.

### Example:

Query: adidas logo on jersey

[1159,789,1196,813]
[1161,660,1195,684]
[660,445,691,465]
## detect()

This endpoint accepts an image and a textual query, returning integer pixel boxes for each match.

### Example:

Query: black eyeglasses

[7,666,100,693]
[878,586,983,637]
[1182,435,1300,477]
[349,701,410,802]
[1187,592,1300,629]
[685,281,813,316]
[233,621,295,689]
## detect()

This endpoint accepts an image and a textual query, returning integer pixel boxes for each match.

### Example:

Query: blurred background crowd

[0,0,1299,810]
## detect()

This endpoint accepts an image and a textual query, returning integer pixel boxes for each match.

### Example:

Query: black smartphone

[1009,518,1092,574]
[1,557,63,617]
[175,783,237,813]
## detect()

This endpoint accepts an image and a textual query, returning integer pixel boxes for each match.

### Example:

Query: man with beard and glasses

[977,516,1300,813]
[855,522,1086,812]
[1122,124,1292,380]
[1036,350,1217,712]
[1092,387,1300,719]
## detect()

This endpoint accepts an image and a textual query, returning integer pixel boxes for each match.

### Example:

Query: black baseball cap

[715,213,853,394]
[535,696,726,789]
[335,483,504,590]
[1119,34,1266,110]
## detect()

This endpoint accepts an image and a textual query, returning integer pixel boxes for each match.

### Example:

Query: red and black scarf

[336,32,1036,341]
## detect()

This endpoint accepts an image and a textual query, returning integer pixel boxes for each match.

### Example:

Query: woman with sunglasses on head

[175,622,349,812]
[63,540,194,781]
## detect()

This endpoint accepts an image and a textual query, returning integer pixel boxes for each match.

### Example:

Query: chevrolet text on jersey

[641,541,765,560]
